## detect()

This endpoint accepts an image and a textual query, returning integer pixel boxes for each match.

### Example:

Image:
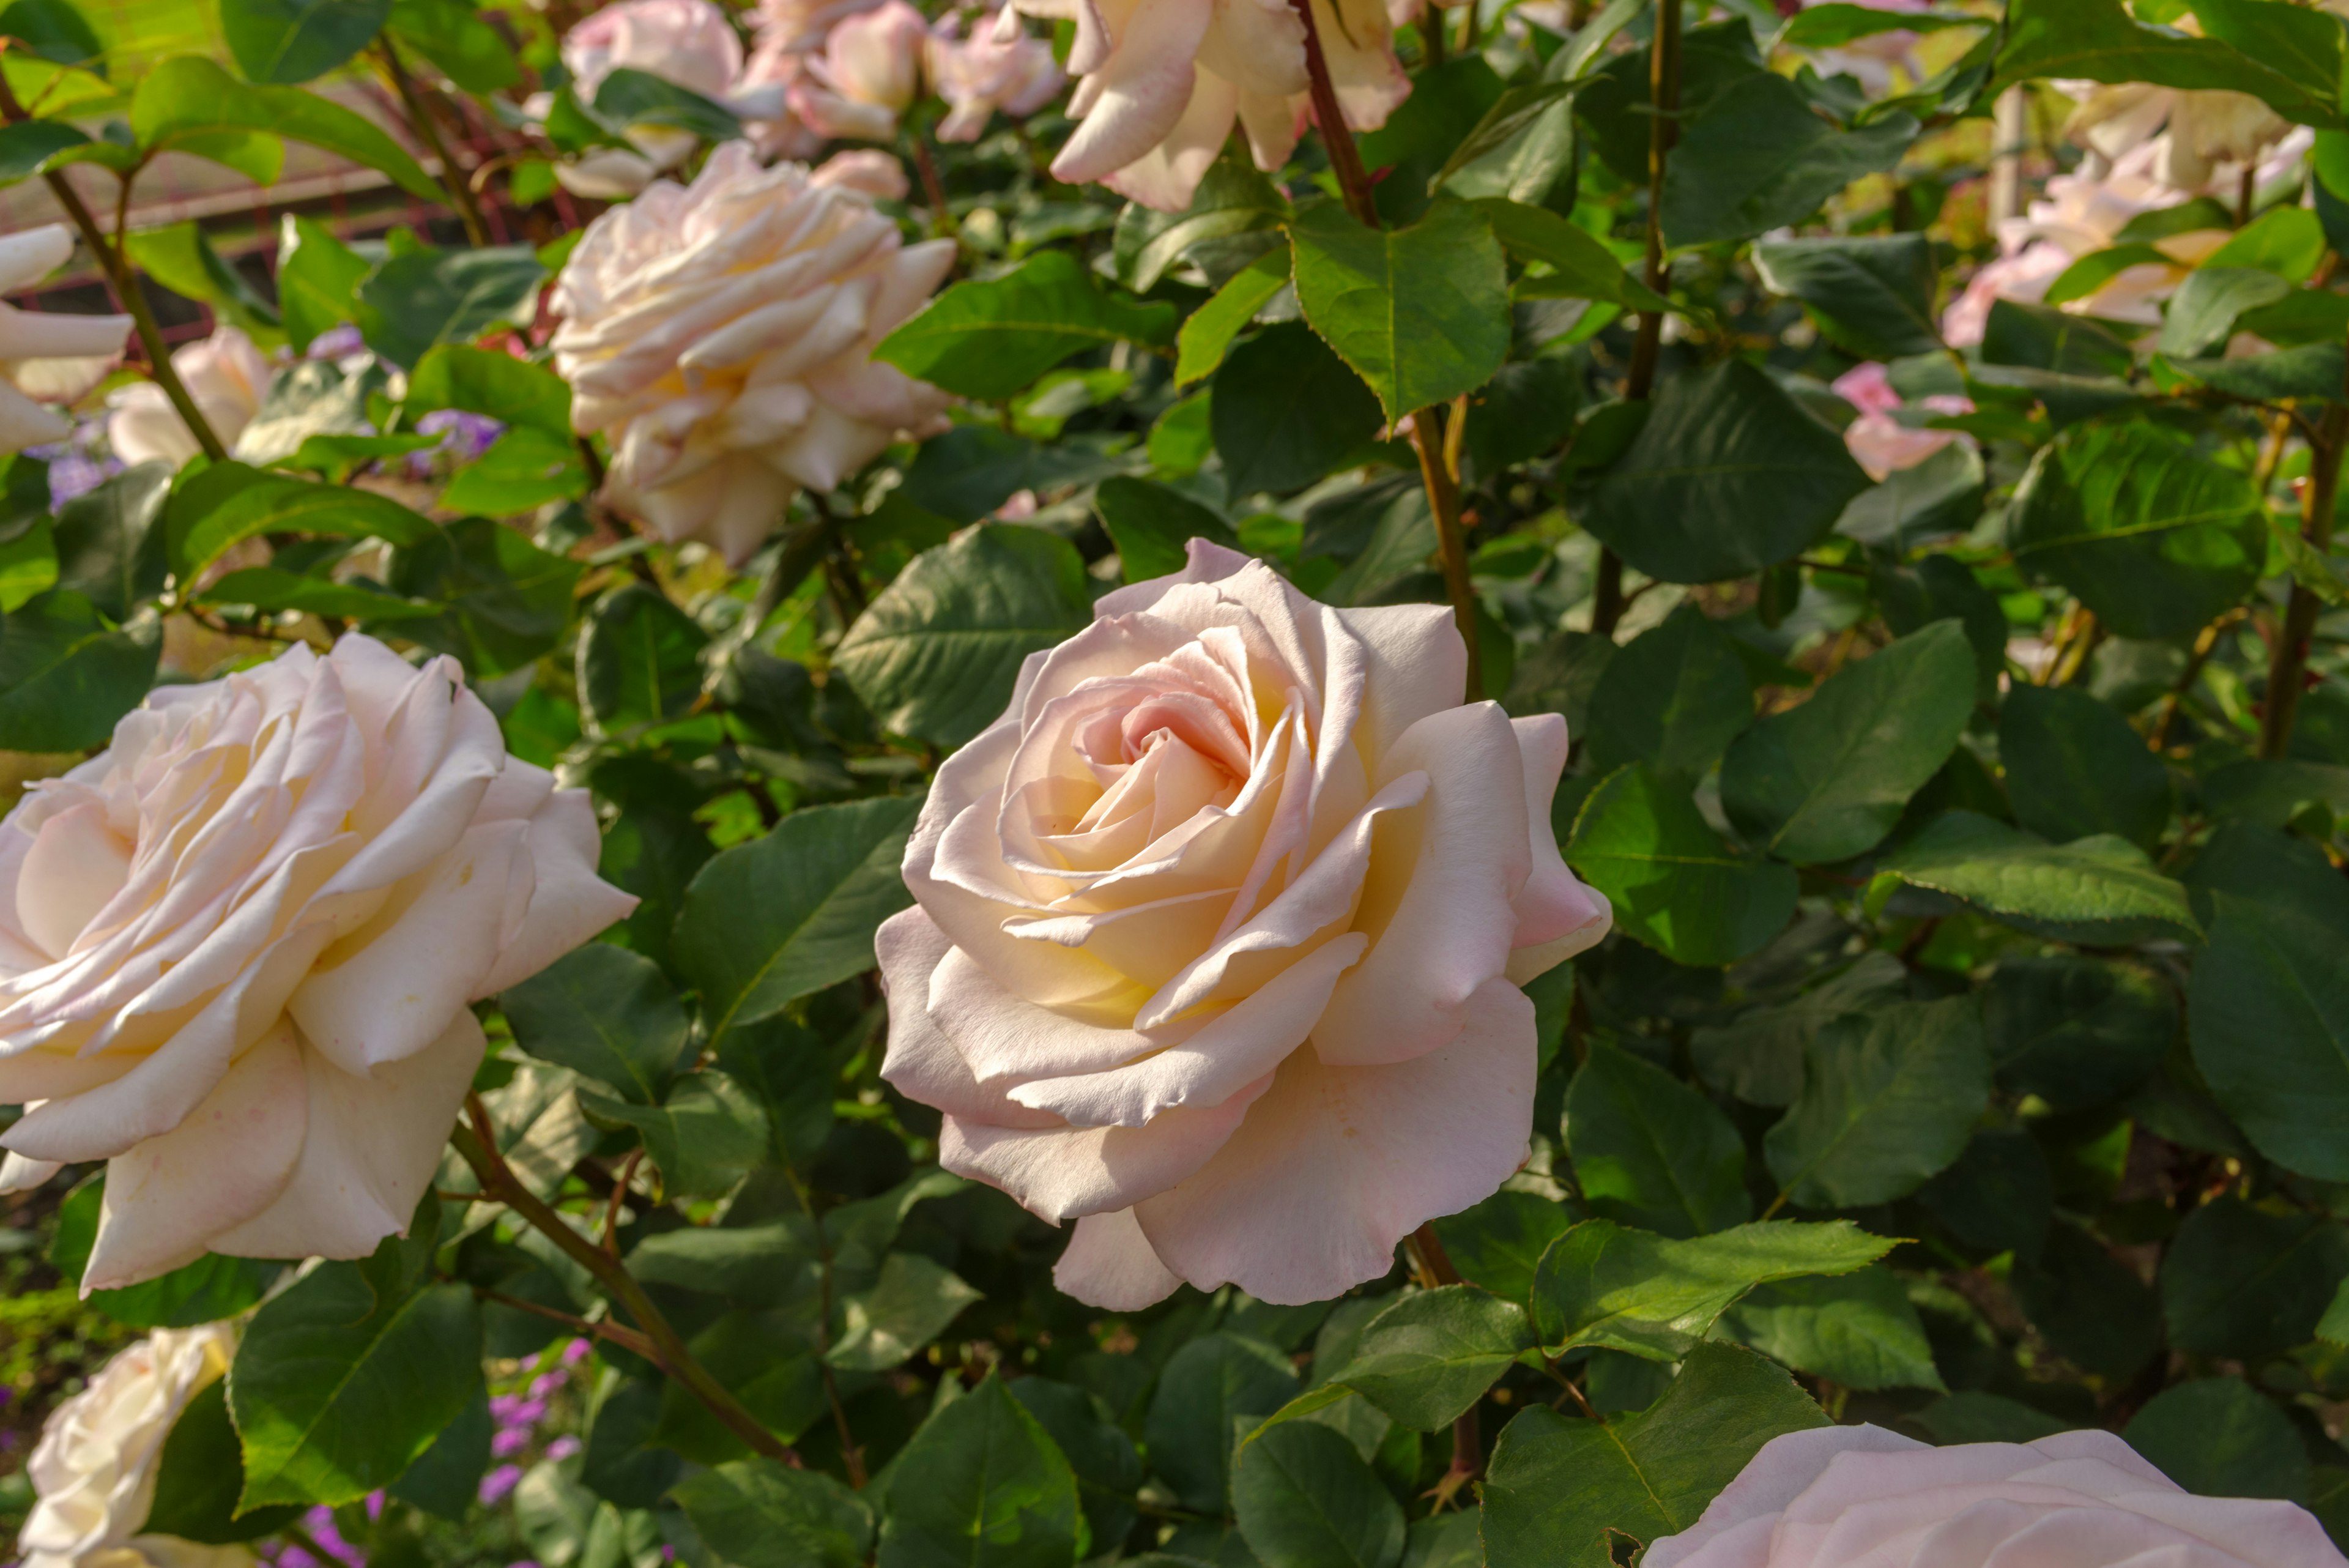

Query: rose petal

[1053,1207,1183,1309]
[942,1071,1271,1221]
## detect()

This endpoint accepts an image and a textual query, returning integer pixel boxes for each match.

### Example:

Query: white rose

[1646,1424,2343,1568]
[105,327,273,470]
[549,141,955,565]
[789,0,929,142]
[0,226,131,455]
[0,634,636,1289]
[16,1323,255,1568]
[878,541,1610,1308]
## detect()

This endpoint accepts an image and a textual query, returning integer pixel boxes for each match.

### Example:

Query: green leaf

[1146,1333,1299,1512]
[1333,1286,1534,1431]
[578,1072,768,1200]
[387,1388,490,1521]
[1752,234,1940,360]
[2158,266,2293,358]
[675,1457,875,1568]
[2161,1195,2349,1362]
[1915,1392,2071,1446]
[878,1372,1083,1568]
[1287,201,1510,423]
[2009,414,2265,642]
[385,0,520,92]
[1998,685,2172,851]
[1007,1380,1143,1555]
[1111,153,1288,293]
[0,590,161,752]
[51,462,169,620]
[122,221,283,341]
[2013,1221,2162,1381]
[579,582,710,735]
[1565,763,1798,967]
[1529,1217,1895,1358]
[141,1381,303,1544]
[385,515,582,676]
[1991,0,2344,132]
[1719,619,1974,865]
[1565,1045,1749,1238]
[1471,199,1665,311]
[1581,604,1753,783]
[674,793,922,1046]
[1834,441,1986,552]
[589,65,740,141]
[221,0,389,83]
[1583,360,1870,585]
[1984,955,2176,1111]
[1763,997,1992,1210]
[171,464,434,581]
[406,343,571,434]
[1211,321,1388,497]
[132,55,439,199]
[0,118,91,185]
[0,0,105,71]
[1662,70,1917,248]
[1175,245,1290,388]
[440,428,585,515]
[355,245,547,370]
[277,215,372,354]
[876,250,1176,401]
[1692,953,1909,1109]
[499,942,689,1105]
[2189,898,2349,1181]
[1430,1191,1576,1307]
[1871,552,2005,697]
[1233,1421,1405,1568]
[1876,811,2200,944]
[1780,4,1983,46]
[1480,1343,1827,1568]
[2043,243,2173,308]
[234,359,389,467]
[2124,1378,2309,1501]
[2205,204,2328,281]
[826,1252,983,1372]
[1094,475,1238,584]
[1719,1268,1946,1392]
[834,525,1093,746]
[230,1234,481,1509]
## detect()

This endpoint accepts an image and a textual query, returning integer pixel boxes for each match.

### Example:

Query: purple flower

[492,1427,532,1459]
[489,1393,527,1422]
[366,1492,385,1522]
[544,1436,581,1462]
[480,1464,525,1506]
[561,1339,593,1366]
[406,409,505,477]
[529,1372,566,1400]
[306,324,365,360]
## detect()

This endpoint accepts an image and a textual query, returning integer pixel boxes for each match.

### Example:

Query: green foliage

[876,251,1176,400]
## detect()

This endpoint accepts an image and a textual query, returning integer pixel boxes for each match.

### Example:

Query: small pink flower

[793,0,927,140]
[812,147,911,200]
[480,1465,524,1505]
[926,17,1063,143]
[1829,362,1900,418]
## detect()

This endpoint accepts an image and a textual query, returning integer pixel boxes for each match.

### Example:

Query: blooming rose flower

[757,0,884,53]
[0,226,131,455]
[878,540,1611,1307]
[0,635,634,1289]
[926,16,1064,143]
[2064,81,2295,196]
[105,325,272,470]
[17,1323,256,1568]
[1006,0,1408,210]
[811,146,911,200]
[790,0,929,141]
[1830,362,1970,482]
[1644,1424,2343,1568]
[550,141,955,565]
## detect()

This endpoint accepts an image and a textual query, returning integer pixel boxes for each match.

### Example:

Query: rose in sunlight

[17,1323,255,1568]
[0,635,634,1290]
[105,325,272,470]
[1644,1425,2343,1568]
[790,0,929,141]
[926,16,1063,143]
[550,140,955,565]
[1006,0,1408,210]
[0,226,132,456]
[878,540,1610,1308]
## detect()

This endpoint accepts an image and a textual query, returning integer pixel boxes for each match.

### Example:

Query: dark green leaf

[1581,605,1753,783]
[576,1072,768,1201]
[386,516,581,676]
[2161,1196,2349,1362]
[1211,321,1387,498]
[1752,234,1940,359]
[275,215,369,354]
[1984,955,2175,1110]
[143,1381,303,1543]
[1564,1045,1749,1238]
[877,250,1176,400]
[385,0,520,92]
[355,245,547,370]
[172,464,433,581]
[1876,812,2200,944]
[130,55,439,199]
[221,0,388,83]
[878,1372,1083,1568]
[1008,1378,1143,1555]
[1335,1287,1535,1431]
[678,1457,875,1568]
[1834,442,1986,551]
[2189,898,2349,1181]
[1233,1421,1405,1568]
[2125,1378,2309,1501]
[1174,245,1291,388]
[590,65,740,141]
[500,942,689,1105]
[1146,1334,1299,1512]
[1991,0,2343,132]
[405,343,571,434]
[1998,685,2172,850]
[1565,763,1798,967]
[1763,997,1992,1209]
[1430,1191,1576,1306]
[387,1386,490,1522]
[1094,475,1237,584]
[1662,70,1917,247]
[1691,952,1908,1109]
[0,590,161,752]
[51,461,169,620]
[1112,154,1287,293]
[0,0,103,70]
[827,1252,982,1370]
[1287,201,1509,423]
[2013,1221,2162,1381]
[2158,266,2293,359]
[1718,1266,1945,1392]
[579,582,710,735]
[1473,199,1664,311]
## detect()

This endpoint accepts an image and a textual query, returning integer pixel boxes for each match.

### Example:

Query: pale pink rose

[812,146,911,199]
[757,0,885,53]
[878,540,1611,1308]
[551,141,955,565]
[17,1325,252,1568]
[0,227,130,455]
[558,0,818,184]
[2063,80,2295,196]
[792,0,928,141]
[106,325,273,470]
[1010,0,1408,211]
[1842,412,1958,481]
[0,636,635,1290]
[1828,362,1899,418]
[1644,1425,2343,1568]
[737,34,824,160]
[926,16,1064,142]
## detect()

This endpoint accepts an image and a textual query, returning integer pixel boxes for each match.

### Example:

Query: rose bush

[880,541,1608,1306]
[0,634,631,1288]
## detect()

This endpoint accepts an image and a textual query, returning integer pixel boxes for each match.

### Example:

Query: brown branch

[378,37,491,247]
[2260,399,2349,758]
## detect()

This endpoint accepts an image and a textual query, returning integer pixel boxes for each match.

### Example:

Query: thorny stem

[1291,6,1483,697]
[0,59,228,464]
[2260,398,2349,759]
[378,37,491,247]
[475,1287,661,1361]
[453,1097,799,1463]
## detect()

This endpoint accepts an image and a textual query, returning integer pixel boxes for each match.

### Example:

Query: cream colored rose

[1645,1425,2343,1568]
[0,226,131,455]
[2065,81,2295,196]
[16,1323,256,1568]
[879,541,1609,1308]
[926,18,1063,143]
[0,634,635,1290]
[550,141,955,566]
[790,0,928,141]
[105,326,273,470]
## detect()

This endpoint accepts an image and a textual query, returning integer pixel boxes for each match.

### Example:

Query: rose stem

[0,59,227,463]
[1408,1222,1485,1491]
[1593,0,1683,639]
[377,37,492,248]
[473,1286,662,1361]
[451,1097,800,1463]
[1289,0,1485,700]
[2260,396,2348,758]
